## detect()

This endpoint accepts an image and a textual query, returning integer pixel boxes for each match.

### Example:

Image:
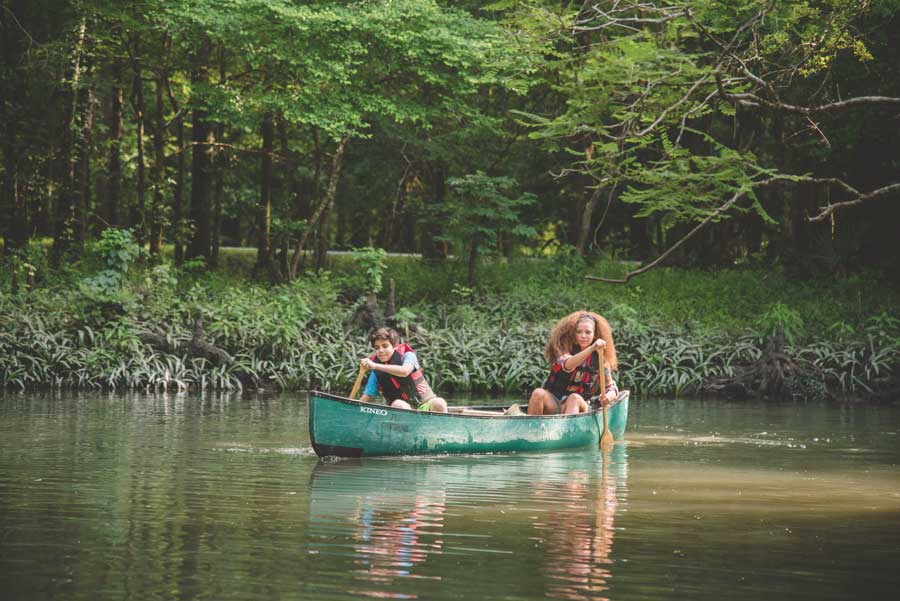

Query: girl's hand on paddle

[592,338,607,351]
[597,391,615,407]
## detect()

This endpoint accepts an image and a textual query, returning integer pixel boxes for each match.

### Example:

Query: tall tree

[186,36,212,261]
[50,15,88,265]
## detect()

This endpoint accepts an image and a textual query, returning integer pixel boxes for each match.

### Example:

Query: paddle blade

[599,405,615,450]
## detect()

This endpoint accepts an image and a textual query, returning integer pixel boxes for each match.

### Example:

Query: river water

[1,392,898,601]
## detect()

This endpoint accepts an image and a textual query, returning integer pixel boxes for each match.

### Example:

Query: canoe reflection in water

[307,448,628,600]
[354,487,447,582]
[308,460,449,596]
[532,446,627,601]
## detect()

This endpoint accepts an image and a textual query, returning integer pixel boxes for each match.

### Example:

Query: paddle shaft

[597,348,615,449]
[349,365,367,399]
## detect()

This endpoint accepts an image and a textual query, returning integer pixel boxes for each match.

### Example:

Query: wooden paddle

[349,364,367,399]
[597,348,615,450]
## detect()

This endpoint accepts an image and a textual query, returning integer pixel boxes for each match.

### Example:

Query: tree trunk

[467,238,479,285]
[165,76,185,265]
[173,116,186,264]
[336,196,347,248]
[289,136,348,279]
[51,16,87,266]
[210,48,226,268]
[255,110,274,272]
[276,115,293,278]
[314,203,330,272]
[1,2,27,261]
[2,129,25,258]
[422,162,447,259]
[149,66,166,255]
[575,187,602,257]
[210,125,224,268]
[627,209,652,261]
[104,69,124,227]
[380,164,408,250]
[187,38,213,262]
[130,33,146,246]
[74,86,94,245]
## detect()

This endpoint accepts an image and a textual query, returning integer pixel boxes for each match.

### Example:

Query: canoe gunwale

[309,390,618,420]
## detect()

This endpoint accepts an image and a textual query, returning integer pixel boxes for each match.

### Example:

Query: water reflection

[532,447,627,601]
[4,392,898,601]
[309,461,448,598]
[307,448,629,600]
[352,489,447,584]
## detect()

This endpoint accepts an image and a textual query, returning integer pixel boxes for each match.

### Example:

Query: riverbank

[1,248,897,401]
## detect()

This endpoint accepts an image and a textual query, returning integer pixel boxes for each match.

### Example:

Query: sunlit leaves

[159,0,511,138]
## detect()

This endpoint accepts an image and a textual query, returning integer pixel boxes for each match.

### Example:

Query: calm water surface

[1,392,898,601]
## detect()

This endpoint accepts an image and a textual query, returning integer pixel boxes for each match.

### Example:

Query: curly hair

[544,311,617,370]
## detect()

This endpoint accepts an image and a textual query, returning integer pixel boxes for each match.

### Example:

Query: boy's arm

[362,355,415,377]
[358,372,379,402]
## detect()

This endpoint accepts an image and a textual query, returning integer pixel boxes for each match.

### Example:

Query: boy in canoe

[526,311,619,415]
[358,327,449,413]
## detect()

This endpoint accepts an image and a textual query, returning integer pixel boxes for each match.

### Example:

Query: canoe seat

[459,408,506,417]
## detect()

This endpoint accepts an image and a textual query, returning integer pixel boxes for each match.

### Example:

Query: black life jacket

[370,343,429,405]
[543,349,601,399]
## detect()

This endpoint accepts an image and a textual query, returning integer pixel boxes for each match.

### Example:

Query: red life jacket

[370,343,429,405]
[543,349,601,399]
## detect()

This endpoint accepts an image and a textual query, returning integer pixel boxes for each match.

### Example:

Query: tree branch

[586,173,900,284]
[729,93,900,115]
[585,183,763,284]
[807,182,900,222]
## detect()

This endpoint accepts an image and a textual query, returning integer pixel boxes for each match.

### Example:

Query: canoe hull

[308,391,629,458]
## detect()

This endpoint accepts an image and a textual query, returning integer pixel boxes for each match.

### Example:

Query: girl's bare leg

[527,388,558,415]
[561,393,588,414]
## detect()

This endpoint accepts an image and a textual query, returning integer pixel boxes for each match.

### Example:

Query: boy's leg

[390,399,413,410]
[417,397,448,413]
[425,397,447,413]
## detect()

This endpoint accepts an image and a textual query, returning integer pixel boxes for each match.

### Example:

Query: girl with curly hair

[526,311,619,415]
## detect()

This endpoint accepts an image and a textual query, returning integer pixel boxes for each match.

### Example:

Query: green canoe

[308,390,629,458]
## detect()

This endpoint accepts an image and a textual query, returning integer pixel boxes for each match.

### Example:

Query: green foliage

[161,0,511,138]
[391,306,419,338]
[78,229,143,312]
[1,255,896,397]
[757,302,806,345]
[443,172,537,243]
[620,139,778,226]
[94,228,141,272]
[351,247,388,296]
[433,172,537,282]
[1,240,47,292]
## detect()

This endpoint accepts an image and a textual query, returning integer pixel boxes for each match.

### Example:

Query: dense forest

[1,1,898,399]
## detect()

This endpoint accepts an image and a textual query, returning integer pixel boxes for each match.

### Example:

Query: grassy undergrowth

[1,242,897,399]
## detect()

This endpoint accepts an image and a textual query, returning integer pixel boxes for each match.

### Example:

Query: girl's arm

[602,362,619,403]
[562,338,607,372]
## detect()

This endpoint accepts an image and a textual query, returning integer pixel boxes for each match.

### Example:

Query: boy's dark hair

[369,327,400,346]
